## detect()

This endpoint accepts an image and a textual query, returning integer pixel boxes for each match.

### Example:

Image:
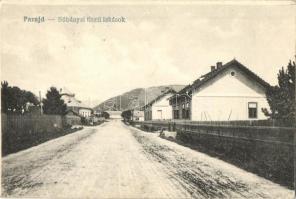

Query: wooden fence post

[294,55,296,199]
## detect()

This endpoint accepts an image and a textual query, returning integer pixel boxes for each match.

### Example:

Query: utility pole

[175,94,178,119]
[119,95,121,111]
[145,88,147,106]
[39,91,43,115]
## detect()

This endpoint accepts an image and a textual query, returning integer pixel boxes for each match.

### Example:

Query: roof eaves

[190,59,271,92]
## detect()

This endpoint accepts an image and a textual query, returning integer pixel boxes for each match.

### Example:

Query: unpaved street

[2,120,293,198]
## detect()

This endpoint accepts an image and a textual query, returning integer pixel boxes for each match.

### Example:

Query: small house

[131,110,144,121]
[143,89,176,121]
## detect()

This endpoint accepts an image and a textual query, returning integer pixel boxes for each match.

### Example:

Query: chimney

[216,62,222,69]
[211,66,215,72]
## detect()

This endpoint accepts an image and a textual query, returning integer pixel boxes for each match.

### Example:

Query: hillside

[93,85,185,111]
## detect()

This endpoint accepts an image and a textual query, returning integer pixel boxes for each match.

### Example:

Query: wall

[191,66,270,121]
[65,115,81,126]
[79,108,92,117]
[151,94,173,120]
[192,96,269,121]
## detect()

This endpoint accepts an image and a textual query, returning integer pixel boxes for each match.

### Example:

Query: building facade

[169,86,192,120]
[104,111,122,119]
[60,87,93,118]
[131,110,144,121]
[143,89,176,121]
[169,59,270,121]
[78,108,92,118]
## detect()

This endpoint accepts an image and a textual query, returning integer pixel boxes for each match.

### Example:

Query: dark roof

[169,59,271,101]
[142,88,176,109]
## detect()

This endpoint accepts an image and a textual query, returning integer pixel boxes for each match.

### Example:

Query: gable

[153,93,173,107]
[193,66,267,97]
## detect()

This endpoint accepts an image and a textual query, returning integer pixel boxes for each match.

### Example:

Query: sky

[1,1,295,105]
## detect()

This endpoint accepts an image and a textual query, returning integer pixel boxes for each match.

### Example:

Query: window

[173,110,179,119]
[157,110,163,119]
[231,71,235,76]
[248,102,257,118]
[182,109,186,119]
[186,102,190,108]
[186,109,190,119]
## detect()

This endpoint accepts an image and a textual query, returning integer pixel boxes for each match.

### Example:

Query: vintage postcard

[1,0,296,198]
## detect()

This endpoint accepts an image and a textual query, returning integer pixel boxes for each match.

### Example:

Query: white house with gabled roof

[143,89,176,121]
[169,59,271,121]
[60,87,93,118]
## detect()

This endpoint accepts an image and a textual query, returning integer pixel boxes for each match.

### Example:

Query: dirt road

[2,120,293,198]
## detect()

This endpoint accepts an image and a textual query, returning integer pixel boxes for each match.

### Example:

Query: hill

[93,85,185,112]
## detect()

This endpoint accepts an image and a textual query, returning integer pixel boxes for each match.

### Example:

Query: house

[142,89,176,120]
[169,59,270,121]
[131,110,144,121]
[121,109,144,121]
[60,87,93,118]
[103,111,122,119]
[169,85,191,120]
[78,107,92,118]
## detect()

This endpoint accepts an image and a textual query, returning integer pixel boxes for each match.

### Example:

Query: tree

[42,87,67,115]
[102,112,110,119]
[121,110,132,121]
[1,81,39,114]
[262,60,295,121]
[1,81,10,113]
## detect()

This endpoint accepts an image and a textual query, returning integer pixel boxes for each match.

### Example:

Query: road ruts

[1,120,293,198]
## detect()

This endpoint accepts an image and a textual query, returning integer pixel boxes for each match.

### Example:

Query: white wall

[191,66,270,121]
[79,108,92,118]
[151,94,173,120]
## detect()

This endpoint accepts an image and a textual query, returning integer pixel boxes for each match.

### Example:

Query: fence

[2,113,63,132]
[176,119,295,127]
[130,119,295,189]
[64,115,81,126]
[1,113,66,155]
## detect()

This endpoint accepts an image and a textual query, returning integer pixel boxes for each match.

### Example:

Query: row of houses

[60,87,93,117]
[130,59,271,122]
[59,87,103,125]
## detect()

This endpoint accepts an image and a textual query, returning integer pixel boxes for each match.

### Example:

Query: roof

[60,87,75,97]
[64,110,83,117]
[60,87,92,110]
[142,88,176,109]
[169,59,271,101]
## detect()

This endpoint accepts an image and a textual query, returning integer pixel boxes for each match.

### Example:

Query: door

[157,110,162,120]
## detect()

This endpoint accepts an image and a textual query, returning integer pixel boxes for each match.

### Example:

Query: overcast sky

[1,2,295,104]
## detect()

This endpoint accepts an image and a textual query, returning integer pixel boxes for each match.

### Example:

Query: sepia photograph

[1,0,296,198]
